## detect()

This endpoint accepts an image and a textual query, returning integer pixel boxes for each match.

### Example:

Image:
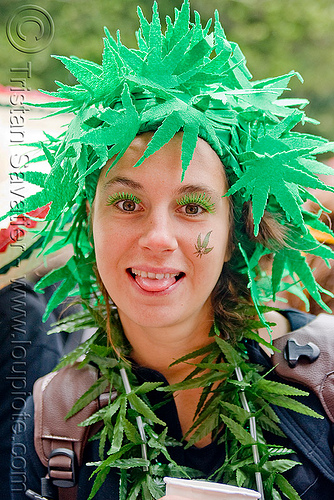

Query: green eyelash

[107,192,142,206]
[176,193,215,213]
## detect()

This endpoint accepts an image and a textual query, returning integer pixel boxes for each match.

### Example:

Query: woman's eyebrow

[176,184,216,197]
[102,176,143,191]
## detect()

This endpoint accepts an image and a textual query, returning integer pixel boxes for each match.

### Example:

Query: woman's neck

[120,310,216,448]
[120,310,214,384]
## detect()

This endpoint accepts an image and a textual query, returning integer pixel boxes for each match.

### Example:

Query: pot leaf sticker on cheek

[194,231,213,257]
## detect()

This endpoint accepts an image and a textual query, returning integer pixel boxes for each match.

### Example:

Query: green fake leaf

[220,401,251,424]
[65,377,109,419]
[184,411,219,448]
[261,393,323,419]
[135,382,163,394]
[169,342,216,366]
[127,480,144,500]
[146,475,165,499]
[87,465,110,500]
[236,468,247,487]
[160,370,228,392]
[52,329,101,370]
[272,248,332,312]
[112,457,149,469]
[123,418,142,444]
[257,415,285,438]
[109,398,127,453]
[219,414,255,446]
[255,379,309,397]
[275,473,302,500]
[128,393,166,426]
[215,336,244,366]
[227,138,330,235]
[263,459,301,474]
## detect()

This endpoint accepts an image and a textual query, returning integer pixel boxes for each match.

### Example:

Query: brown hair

[211,201,288,340]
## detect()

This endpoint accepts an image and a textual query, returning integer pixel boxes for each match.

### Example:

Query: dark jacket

[0,280,63,498]
[11,310,334,499]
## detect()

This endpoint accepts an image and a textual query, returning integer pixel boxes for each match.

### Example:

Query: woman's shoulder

[257,308,315,353]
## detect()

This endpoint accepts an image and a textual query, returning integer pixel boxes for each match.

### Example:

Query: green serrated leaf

[257,415,285,438]
[109,399,127,453]
[65,377,109,419]
[236,468,247,487]
[267,446,296,457]
[255,379,309,397]
[275,473,302,500]
[161,370,227,392]
[220,401,251,424]
[119,469,128,500]
[135,382,163,394]
[263,459,300,474]
[261,393,323,418]
[128,477,144,500]
[215,336,244,366]
[123,418,142,444]
[271,488,283,500]
[98,426,108,461]
[87,465,110,500]
[146,475,166,499]
[169,342,217,366]
[184,411,219,448]
[112,458,150,469]
[79,406,109,427]
[52,330,101,370]
[220,414,255,446]
[128,393,166,426]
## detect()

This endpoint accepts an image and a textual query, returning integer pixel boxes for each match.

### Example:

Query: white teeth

[132,268,179,280]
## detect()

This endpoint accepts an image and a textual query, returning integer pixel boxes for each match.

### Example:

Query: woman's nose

[138,210,178,253]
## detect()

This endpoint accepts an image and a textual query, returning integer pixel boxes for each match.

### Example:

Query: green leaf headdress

[1,0,334,320]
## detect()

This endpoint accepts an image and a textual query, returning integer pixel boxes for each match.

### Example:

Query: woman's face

[92,133,231,333]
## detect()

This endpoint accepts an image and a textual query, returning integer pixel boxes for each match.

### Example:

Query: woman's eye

[107,193,142,212]
[183,204,203,215]
[116,199,139,212]
[176,194,215,216]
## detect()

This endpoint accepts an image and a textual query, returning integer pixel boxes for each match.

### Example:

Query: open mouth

[127,268,185,292]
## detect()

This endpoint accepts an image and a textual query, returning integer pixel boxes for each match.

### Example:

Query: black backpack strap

[272,313,334,422]
[32,362,115,499]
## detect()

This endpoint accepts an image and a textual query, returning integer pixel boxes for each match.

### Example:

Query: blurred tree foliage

[0,0,333,139]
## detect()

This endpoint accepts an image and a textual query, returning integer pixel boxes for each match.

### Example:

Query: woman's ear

[224,242,234,263]
[86,199,91,216]
[85,200,94,247]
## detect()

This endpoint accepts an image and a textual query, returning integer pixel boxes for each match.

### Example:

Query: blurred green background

[1,0,333,139]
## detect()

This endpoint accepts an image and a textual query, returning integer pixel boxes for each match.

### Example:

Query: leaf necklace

[52,305,322,500]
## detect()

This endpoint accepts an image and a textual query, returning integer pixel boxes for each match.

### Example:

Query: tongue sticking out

[135,275,177,292]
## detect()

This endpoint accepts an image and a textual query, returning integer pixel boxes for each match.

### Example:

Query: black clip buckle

[284,338,320,368]
[48,448,77,488]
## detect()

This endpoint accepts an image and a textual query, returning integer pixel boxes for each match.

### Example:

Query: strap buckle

[284,338,320,368]
[48,448,78,488]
